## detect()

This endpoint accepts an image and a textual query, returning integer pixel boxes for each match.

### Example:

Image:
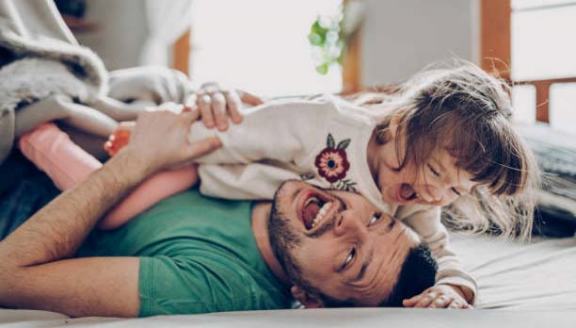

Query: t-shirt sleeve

[138,255,266,316]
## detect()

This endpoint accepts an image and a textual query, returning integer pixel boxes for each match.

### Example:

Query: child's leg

[98,167,197,230]
[19,123,198,230]
[18,123,102,190]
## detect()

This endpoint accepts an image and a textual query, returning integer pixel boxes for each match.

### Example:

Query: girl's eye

[451,187,462,196]
[342,247,356,270]
[368,212,383,226]
[427,164,440,177]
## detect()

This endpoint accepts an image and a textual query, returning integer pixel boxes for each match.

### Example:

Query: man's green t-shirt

[78,189,292,316]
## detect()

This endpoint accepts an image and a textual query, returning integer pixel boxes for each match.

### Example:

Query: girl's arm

[189,98,339,199]
[399,206,478,305]
[189,99,334,165]
[18,123,198,230]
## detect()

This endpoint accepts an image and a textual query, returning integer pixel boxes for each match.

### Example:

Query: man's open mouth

[298,190,340,231]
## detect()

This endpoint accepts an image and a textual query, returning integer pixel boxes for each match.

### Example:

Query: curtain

[139,0,193,66]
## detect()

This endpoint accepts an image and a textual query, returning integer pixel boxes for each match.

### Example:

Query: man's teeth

[305,196,320,207]
[311,202,334,228]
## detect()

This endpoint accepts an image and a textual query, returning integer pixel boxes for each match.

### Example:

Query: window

[188,0,342,97]
[482,0,576,133]
[510,0,576,134]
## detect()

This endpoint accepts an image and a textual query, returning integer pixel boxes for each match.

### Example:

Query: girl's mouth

[398,183,418,202]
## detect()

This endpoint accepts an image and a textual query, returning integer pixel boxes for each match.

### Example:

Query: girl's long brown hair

[350,61,540,239]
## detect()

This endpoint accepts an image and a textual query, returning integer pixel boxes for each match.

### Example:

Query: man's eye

[368,212,383,226]
[427,164,440,177]
[342,247,356,269]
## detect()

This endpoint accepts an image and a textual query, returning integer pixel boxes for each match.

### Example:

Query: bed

[2,233,575,327]
[2,0,575,325]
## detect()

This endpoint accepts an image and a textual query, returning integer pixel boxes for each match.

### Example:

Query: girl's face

[367,123,477,207]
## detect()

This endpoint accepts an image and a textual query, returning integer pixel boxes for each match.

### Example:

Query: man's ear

[388,114,402,139]
[291,286,324,309]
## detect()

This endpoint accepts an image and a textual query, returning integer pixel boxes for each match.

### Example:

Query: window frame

[482,0,576,123]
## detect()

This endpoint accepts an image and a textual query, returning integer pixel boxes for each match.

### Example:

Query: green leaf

[310,20,327,45]
[311,20,328,36]
[308,32,323,46]
[337,139,351,150]
[316,63,329,75]
[327,133,336,148]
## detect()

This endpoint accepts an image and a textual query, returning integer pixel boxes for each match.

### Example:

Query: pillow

[517,124,576,236]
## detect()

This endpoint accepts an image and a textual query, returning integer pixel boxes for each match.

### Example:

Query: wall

[75,0,148,70]
[360,0,480,86]
[73,0,479,85]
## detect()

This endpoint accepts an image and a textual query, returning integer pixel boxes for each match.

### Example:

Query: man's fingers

[224,90,243,124]
[238,90,264,106]
[118,121,135,131]
[182,104,199,115]
[198,94,215,128]
[185,137,222,159]
[211,92,229,131]
[180,109,200,125]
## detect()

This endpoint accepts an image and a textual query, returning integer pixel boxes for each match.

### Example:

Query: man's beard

[268,181,303,282]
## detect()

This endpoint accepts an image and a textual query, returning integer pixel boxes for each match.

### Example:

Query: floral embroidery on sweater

[314,133,357,192]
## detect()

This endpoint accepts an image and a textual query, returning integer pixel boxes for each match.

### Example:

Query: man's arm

[0,108,221,317]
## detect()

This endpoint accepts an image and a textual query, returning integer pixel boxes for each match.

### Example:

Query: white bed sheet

[2,234,575,327]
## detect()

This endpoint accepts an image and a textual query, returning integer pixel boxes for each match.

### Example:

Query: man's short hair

[318,243,438,308]
[378,243,437,307]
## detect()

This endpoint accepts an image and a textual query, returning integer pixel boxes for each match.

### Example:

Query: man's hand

[189,82,263,131]
[0,104,221,317]
[402,284,473,309]
[123,104,222,173]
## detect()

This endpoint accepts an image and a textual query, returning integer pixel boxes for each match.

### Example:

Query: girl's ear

[291,286,324,308]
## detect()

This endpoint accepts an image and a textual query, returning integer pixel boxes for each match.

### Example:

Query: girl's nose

[419,185,444,204]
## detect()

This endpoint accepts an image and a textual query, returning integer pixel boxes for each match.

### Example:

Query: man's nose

[334,210,367,239]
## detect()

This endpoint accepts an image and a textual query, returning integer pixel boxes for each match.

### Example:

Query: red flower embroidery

[315,148,350,183]
[314,133,353,185]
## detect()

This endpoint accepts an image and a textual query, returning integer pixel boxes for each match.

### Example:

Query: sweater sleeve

[399,206,478,304]
[189,99,335,199]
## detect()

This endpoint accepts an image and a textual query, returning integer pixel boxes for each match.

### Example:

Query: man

[0,109,437,317]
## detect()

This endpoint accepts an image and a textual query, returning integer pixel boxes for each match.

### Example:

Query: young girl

[19,62,539,309]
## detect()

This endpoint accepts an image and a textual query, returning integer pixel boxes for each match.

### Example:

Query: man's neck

[251,202,290,285]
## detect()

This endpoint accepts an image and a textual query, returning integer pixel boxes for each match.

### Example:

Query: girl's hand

[188,82,263,131]
[402,284,473,309]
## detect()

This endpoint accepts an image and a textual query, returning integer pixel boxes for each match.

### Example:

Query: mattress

[1,234,575,327]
